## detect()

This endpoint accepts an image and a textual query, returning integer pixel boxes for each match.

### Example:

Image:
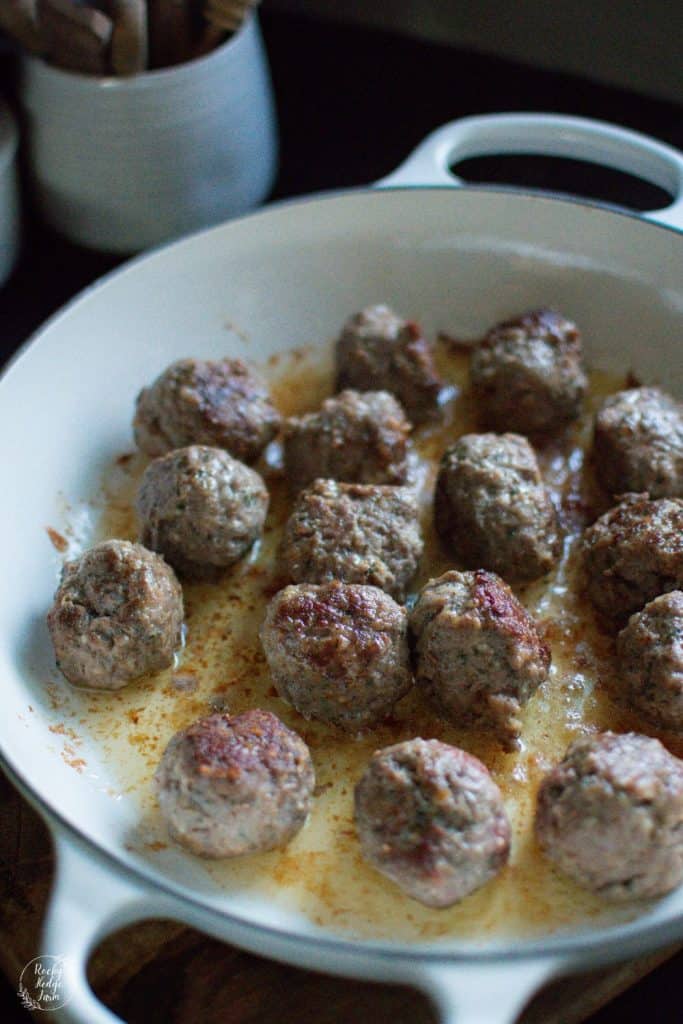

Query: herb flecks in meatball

[283,389,411,492]
[616,591,683,733]
[355,738,511,907]
[582,493,683,627]
[335,304,444,424]
[47,539,183,689]
[136,444,269,580]
[594,387,683,499]
[535,731,683,900]
[280,479,423,600]
[471,308,587,434]
[155,709,315,858]
[435,432,560,584]
[134,357,280,462]
[260,582,412,731]
[409,570,550,750]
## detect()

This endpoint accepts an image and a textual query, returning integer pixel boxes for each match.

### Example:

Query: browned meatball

[283,389,410,492]
[471,308,587,434]
[260,582,412,731]
[280,479,423,601]
[582,493,683,626]
[335,304,443,423]
[155,709,315,858]
[136,445,269,580]
[535,732,683,900]
[409,570,550,750]
[354,739,511,907]
[47,539,183,690]
[133,357,280,462]
[434,432,560,583]
[594,387,683,499]
[616,591,683,732]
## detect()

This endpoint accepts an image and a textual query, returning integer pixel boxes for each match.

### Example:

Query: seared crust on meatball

[594,387,683,499]
[280,479,423,600]
[535,732,683,900]
[617,591,683,732]
[471,308,587,434]
[136,445,269,580]
[354,738,511,907]
[155,709,315,858]
[283,390,410,491]
[582,494,683,626]
[133,358,280,462]
[47,539,183,689]
[434,432,560,583]
[335,305,443,424]
[409,570,550,750]
[260,582,412,731]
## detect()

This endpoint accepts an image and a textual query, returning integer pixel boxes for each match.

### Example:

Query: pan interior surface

[1,187,682,957]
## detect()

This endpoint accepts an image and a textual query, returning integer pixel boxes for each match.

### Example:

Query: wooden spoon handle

[147,0,194,68]
[204,0,258,33]
[193,22,225,59]
[38,0,113,75]
[108,0,148,75]
[0,0,45,54]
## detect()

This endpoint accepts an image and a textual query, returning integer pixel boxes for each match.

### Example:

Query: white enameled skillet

[1,114,682,1024]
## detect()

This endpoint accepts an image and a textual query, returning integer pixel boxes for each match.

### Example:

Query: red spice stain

[46,526,68,552]
[223,320,250,342]
[62,744,86,772]
[50,723,80,742]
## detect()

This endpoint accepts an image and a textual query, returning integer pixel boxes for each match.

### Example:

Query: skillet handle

[42,828,173,1024]
[416,960,560,1024]
[377,113,683,231]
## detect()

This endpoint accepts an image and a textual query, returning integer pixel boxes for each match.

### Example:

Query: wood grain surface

[0,770,678,1024]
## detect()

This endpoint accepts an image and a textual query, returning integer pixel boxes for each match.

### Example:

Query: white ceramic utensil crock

[0,114,682,1024]
[18,14,277,253]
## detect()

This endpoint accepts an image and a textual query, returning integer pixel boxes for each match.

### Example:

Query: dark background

[1,7,682,356]
[1,6,682,1022]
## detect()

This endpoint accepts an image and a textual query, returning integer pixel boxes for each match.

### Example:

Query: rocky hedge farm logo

[18,955,70,1012]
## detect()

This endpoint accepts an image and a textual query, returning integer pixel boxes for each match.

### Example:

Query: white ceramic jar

[0,97,20,286]
[19,15,277,253]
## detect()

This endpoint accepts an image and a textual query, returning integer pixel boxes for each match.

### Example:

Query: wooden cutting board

[0,770,677,1024]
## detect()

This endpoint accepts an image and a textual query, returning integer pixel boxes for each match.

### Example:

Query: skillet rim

[1,181,683,966]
